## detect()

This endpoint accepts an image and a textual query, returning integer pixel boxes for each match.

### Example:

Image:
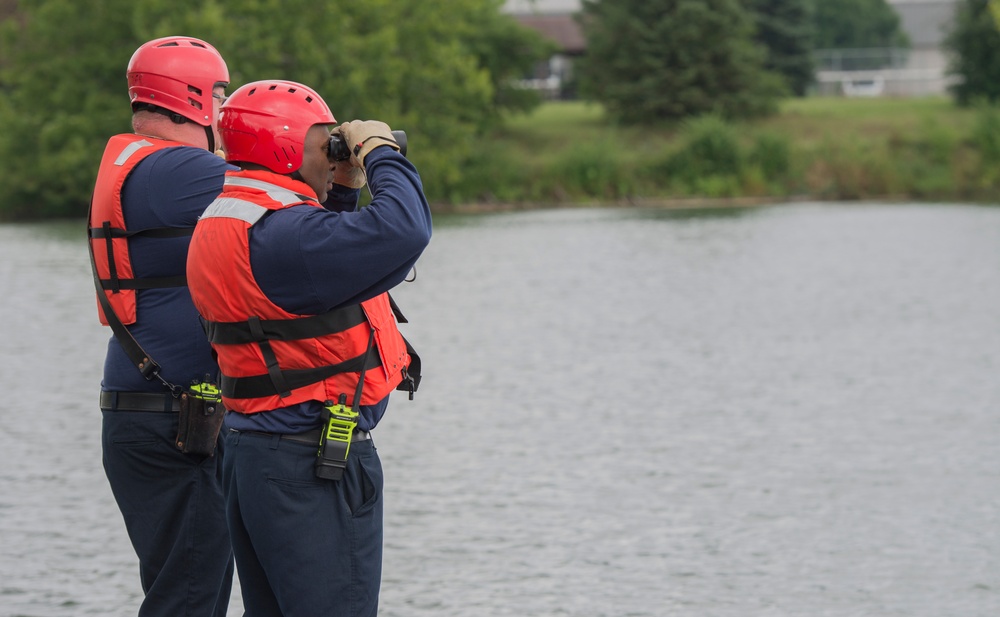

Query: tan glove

[335,120,400,169]
[332,162,366,189]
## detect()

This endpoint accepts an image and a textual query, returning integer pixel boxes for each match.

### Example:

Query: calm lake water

[1,202,999,617]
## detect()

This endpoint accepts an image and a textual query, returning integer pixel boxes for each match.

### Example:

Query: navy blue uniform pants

[102,410,234,617]
[224,429,384,617]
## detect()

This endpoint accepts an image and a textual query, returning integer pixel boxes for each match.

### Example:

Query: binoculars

[328,130,408,162]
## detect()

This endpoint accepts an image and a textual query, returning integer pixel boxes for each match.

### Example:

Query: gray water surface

[1,203,998,617]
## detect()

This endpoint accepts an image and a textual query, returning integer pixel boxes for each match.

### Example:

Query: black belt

[229,427,371,445]
[100,391,181,412]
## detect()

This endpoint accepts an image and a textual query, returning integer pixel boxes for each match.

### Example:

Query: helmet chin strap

[205,126,216,153]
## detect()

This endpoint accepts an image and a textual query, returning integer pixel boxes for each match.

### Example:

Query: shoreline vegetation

[433,97,1000,213]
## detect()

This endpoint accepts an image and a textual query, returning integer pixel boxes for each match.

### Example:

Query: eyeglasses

[213,93,228,104]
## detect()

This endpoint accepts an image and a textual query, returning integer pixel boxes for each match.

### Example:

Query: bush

[970,102,1000,163]
[452,142,531,204]
[547,141,632,200]
[662,115,745,189]
[748,132,792,181]
[805,139,895,200]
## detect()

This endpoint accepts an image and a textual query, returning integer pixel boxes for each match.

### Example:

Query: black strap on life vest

[385,293,422,398]
[219,342,381,400]
[86,206,181,393]
[203,304,368,345]
[205,299,422,401]
[206,303,375,400]
[395,336,421,399]
[88,223,193,292]
[349,329,376,409]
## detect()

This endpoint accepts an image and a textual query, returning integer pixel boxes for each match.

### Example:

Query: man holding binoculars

[186,79,432,617]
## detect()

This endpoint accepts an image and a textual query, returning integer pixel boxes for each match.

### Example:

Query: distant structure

[815,0,960,97]
[503,0,584,99]
[504,0,960,99]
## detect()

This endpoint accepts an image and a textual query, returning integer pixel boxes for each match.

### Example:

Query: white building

[815,0,960,96]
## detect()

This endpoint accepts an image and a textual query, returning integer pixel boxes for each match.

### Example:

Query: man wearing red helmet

[186,80,431,617]
[88,37,235,617]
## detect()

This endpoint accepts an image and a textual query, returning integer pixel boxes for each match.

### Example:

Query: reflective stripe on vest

[201,197,269,225]
[223,176,307,205]
[114,139,154,165]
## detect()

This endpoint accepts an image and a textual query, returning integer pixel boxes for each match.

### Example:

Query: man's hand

[332,162,366,189]
[335,120,400,169]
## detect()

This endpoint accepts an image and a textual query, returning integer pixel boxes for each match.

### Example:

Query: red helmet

[219,80,336,174]
[127,36,229,127]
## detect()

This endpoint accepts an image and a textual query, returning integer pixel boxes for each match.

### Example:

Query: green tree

[945,0,1000,105]
[0,0,136,218]
[575,0,785,123]
[0,0,550,219]
[813,0,909,49]
[743,0,815,96]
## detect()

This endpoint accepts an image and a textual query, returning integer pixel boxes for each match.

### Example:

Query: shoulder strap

[86,199,178,393]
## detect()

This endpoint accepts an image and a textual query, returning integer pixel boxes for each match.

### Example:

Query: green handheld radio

[315,394,359,481]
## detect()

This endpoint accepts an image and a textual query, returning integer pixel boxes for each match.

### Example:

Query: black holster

[176,392,225,457]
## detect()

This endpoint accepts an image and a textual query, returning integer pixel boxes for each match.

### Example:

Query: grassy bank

[442,97,1000,211]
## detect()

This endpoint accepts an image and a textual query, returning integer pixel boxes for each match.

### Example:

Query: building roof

[503,0,582,14]
[514,14,586,54]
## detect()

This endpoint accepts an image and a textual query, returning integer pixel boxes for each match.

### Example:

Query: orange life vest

[88,134,190,326]
[187,170,412,413]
